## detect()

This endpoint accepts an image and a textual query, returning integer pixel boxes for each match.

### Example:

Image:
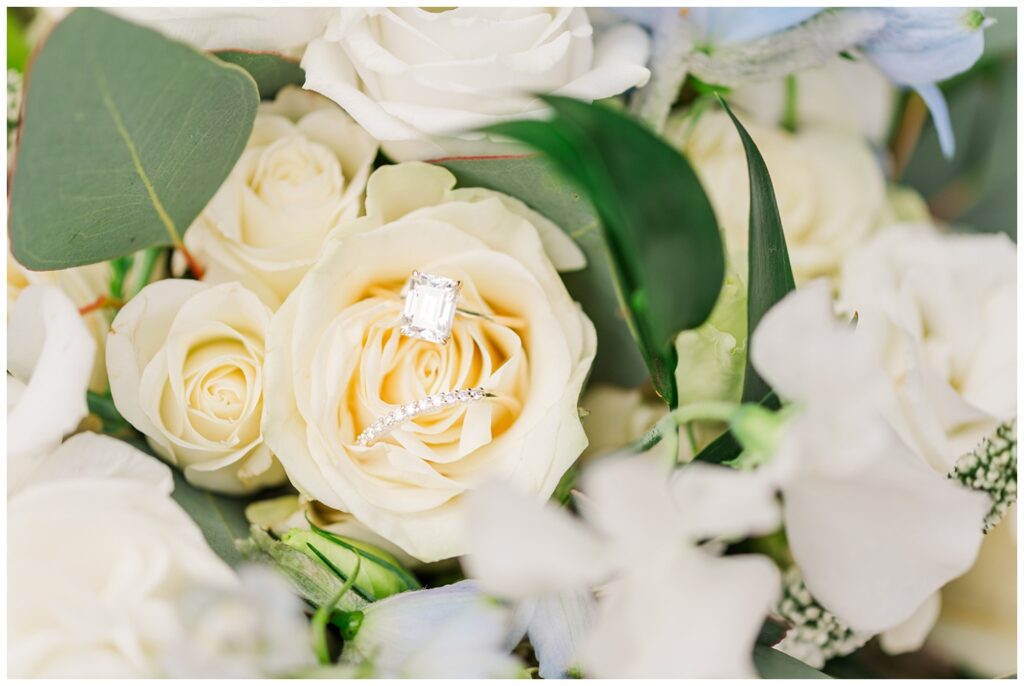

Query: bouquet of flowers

[6,6,1016,679]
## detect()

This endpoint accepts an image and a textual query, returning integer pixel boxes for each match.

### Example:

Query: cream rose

[668,109,887,282]
[263,162,596,561]
[301,8,651,161]
[107,280,284,494]
[185,86,377,307]
[8,431,234,678]
[927,511,1016,677]
[837,224,1016,472]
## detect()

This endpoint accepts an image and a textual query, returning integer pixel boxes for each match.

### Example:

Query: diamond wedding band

[356,386,492,447]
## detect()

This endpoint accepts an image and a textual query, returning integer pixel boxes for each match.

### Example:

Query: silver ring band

[356,387,492,447]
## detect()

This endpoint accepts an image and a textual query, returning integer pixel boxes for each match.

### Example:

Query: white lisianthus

[838,224,1017,472]
[185,86,377,307]
[7,284,94,490]
[465,455,782,678]
[750,283,989,639]
[339,581,522,678]
[8,432,234,678]
[263,162,595,562]
[109,8,332,53]
[8,254,110,392]
[107,280,285,494]
[160,566,315,678]
[301,8,651,161]
[669,109,887,283]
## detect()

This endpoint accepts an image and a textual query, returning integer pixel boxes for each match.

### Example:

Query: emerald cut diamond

[400,271,461,344]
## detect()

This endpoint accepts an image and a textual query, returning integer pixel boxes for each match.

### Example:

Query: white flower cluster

[949,420,1017,533]
[775,567,869,669]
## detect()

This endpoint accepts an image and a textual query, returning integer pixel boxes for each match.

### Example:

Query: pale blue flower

[859,8,993,157]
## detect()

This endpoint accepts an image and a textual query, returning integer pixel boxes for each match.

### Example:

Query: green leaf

[170,468,252,567]
[9,8,258,270]
[437,154,648,388]
[487,96,726,406]
[754,645,830,679]
[7,9,30,73]
[691,390,778,465]
[214,50,304,100]
[719,98,796,404]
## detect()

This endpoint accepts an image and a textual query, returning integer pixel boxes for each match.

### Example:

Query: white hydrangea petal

[464,482,610,598]
[527,590,596,679]
[582,551,779,678]
[784,440,988,634]
[7,285,95,469]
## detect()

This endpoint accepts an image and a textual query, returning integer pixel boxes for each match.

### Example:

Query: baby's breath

[949,419,1017,533]
[775,567,870,669]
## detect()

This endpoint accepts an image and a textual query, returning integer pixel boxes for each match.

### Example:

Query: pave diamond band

[356,387,491,447]
[400,271,462,344]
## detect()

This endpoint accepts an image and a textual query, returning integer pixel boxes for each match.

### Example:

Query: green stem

[631,400,741,454]
[311,554,361,665]
[781,75,798,133]
[130,247,162,297]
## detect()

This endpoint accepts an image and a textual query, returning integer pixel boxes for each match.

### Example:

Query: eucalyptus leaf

[719,98,795,405]
[754,645,830,679]
[170,468,252,567]
[9,8,258,269]
[487,96,726,406]
[214,50,304,100]
[438,155,648,388]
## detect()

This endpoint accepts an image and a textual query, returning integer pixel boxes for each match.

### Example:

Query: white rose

[8,432,234,677]
[301,8,651,161]
[837,224,1016,472]
[668,109,887,282]
[8,253,110,392]
[263,162,596,562]
[185,86,377,307]
[109,8,333,53]
[7,284,94,490]
[730,56,897,145]
[927,511,1016,677]
[107,280,285,494]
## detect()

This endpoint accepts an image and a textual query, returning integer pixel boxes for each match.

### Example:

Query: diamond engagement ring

[356,386,492,447]
[400,270,462,344]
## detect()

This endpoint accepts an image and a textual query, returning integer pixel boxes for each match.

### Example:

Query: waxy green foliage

[214,50,305,100]
[438,154,649,388]
[9,9,258,269]
[487,96,727,406]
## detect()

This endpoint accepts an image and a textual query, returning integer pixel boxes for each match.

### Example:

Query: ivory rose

[262,162,596,562]
[107,280,285,494]
[669,109,886,282]
[301,8,651,161]
[185,86,377,307]
[837,224,1017,472]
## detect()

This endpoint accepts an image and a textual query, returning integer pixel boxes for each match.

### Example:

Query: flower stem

[311,553,361,665]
